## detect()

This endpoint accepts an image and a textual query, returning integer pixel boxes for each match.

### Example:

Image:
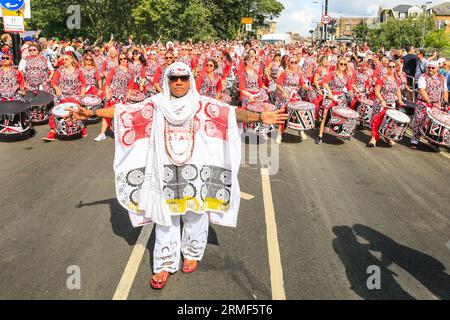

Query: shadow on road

[77,199,141,246]
[333,225,450,300]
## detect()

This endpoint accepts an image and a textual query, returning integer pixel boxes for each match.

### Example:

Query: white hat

[437,58,446,64]
[429,60,439,67]
[64,46,75,53]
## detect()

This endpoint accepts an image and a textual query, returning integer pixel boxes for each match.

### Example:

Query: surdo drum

[356,98,374,128]
[24,90,54,124]
[421,108,450,146]
[325,106,359,139]
[287,101,316,131]
[129,91,146,103]
[52,102,83,138]
[246,101,276,132]
[81,95,103,124]
[378,109,411,142]
[0,100,33,140]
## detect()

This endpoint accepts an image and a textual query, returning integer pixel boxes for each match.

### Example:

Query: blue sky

[276,0,449,36]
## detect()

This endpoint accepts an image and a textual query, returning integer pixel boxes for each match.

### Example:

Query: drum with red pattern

[129,91,145,103]
[247,101,276,132]
[52,102,83,137]
[325,106,359,139]
[81,95,103,124]
[24,90,54,124]
[356,98,374,128]
[421,108,450,146]
[379,109,411,141]
[0,100,32,139]
[287,101,316,131]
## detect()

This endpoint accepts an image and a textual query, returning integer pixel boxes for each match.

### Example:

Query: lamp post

[421,1,432,48]
[313,1,324,41]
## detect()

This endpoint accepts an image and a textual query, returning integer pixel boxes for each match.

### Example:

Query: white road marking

[261,168,286,300]
[112,223,154,300]
[241,192,255,200]
[446,241,450,251]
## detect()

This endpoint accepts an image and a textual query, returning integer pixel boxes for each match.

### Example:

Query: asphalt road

[0,121,449,300]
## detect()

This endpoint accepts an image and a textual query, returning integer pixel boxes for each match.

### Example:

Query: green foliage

[27,0,284,43]
[425,29,450,50]
[352,15,449,51]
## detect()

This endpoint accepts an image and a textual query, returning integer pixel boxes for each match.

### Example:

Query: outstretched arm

[66,105,115,120]
[235,108,288,125]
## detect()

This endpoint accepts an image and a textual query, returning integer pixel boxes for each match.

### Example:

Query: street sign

[0,0,29,18]
[0,0,25,10]
[242,17,253,24]
[245,24,252,32]
[2,10,24,32]
[321,14,331,25]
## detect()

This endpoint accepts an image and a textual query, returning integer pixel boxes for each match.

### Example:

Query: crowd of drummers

[0,34,449,150]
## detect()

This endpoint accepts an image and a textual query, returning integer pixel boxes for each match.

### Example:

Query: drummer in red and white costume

[371,55,389,81]
[368,61,405,147]
[43,53,87,142]
[93,46,105,76]
[94,53,135,142]
[349,61,372,110]
[308,55,330,118]
[239,54,268,109]
[275,55,311,144]
[102,47,119,81]
[81,53,103,96]
[410,60,449,150]
[196,59,223,100]
[0,53,26,101]
[177,45,196,71]
[154,52,175,94]
[140,50,159,97]
[316,58,356,145]
[129,49,146,91]
[18,44,54,92]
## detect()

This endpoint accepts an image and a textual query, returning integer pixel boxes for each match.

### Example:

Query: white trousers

[153,211,209,274]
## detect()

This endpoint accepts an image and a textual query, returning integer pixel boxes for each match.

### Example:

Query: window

[399,12,407,19]
[345,24,351,31]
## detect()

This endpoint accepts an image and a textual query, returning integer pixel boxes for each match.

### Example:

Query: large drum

[421,108,450,146]
[378,109,411,142]
[24,90,54,125]
[0,100,32,140]
[287,101,316,131]
[247,101,276,132]
[129,91,145,103]
[356,98,374,128]
[325,106,359,139]
[52,102,83,138]
[81,95,103,124]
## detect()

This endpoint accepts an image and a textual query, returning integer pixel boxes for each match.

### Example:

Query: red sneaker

[81,128,88,138]
[42,131,56,142]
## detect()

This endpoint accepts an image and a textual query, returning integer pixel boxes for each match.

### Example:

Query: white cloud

[275,0,448,36]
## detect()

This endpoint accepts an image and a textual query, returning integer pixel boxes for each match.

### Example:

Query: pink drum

[251,89,269,103]
[325,106,359,139]
[356,98,374,128]
[287,101,316,131]
[421,108,450,146]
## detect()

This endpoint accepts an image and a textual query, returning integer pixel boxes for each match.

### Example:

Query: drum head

[52,103,79,117]
[288,101,315,111]
[386,109,410,124]
[25,90,53,106]
[0,100,30,115]
[82,95,102,106]
[130,91,145,102]
[247,102,276,113]
[332,106,359,119]
[428,108,450,127]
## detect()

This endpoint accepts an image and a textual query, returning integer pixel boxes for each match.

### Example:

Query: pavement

[0,121,449,300]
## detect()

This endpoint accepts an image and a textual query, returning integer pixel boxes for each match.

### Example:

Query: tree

[353,21,369,42]
[425,29,450,50]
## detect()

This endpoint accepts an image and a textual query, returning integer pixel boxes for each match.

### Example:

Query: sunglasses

[428,66,437,69]
[2,57,11,60]
[85,58,93,61]
[339,63,348,66]
[206,64,214,67]
[168,75,190,82]
[290,61,298,64]
[29,49,38,52]
[119,58,128,61]
[388,65,396,69]
[165,56,174,60]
